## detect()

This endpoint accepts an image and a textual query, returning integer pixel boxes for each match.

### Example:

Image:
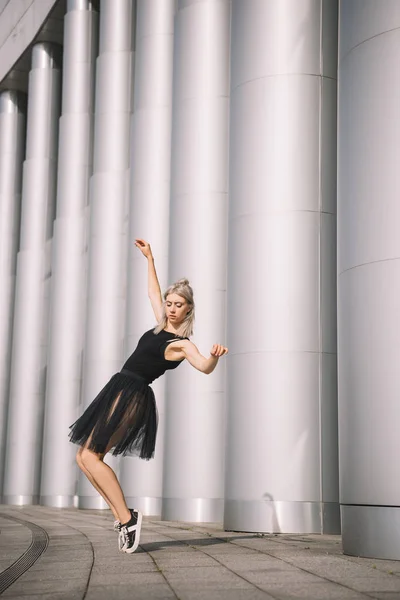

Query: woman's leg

[77,392,139,524]
[79,447,131,524]
[76,448,119,521]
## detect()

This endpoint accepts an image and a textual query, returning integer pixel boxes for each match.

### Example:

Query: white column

[0,90,26,495]
[338,0,400,560]
[224,0,339,533]
[78,0,135,509]
[3,43,62,505]
[120,0,175,516]
[40,0,98,508]
[162,0,230,522]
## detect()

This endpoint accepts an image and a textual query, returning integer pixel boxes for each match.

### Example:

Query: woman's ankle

[120,509,132,525]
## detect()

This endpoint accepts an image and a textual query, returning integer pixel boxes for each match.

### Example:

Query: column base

[124,496,161,517]
[341,505,400,560]
[162,498,223,523]
[224,500,340,534]
[40,495,76,508]
[2,495,39,506]
[78,496,110,510]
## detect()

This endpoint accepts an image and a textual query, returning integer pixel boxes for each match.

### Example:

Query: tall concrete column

[338,1,400,560]
[163,0,230,522]
[224,0,339,533]
[3,43,61,505]
[78,0,135,509]
[40,0,98,508]
[0,90,26,495]
[120,0,175,516]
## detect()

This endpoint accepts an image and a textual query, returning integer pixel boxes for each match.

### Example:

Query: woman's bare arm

[165,339,228,374]
[135,239,163,321]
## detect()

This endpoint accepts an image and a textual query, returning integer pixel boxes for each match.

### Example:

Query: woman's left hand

[210,344,228,357]
[135,238,153,259]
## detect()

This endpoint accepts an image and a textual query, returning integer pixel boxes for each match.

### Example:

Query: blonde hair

[154,278,195,338]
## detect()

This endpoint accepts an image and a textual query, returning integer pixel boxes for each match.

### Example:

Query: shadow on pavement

[138,534,262,552]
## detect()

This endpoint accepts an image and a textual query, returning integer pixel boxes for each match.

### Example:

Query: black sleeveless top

[122,329,188,384]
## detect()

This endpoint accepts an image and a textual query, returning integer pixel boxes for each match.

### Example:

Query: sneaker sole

[123,511,142,554]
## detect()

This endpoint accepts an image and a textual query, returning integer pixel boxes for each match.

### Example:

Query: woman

[69,239,228,554]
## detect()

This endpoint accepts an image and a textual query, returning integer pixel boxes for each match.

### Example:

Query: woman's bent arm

[167,340,228,374]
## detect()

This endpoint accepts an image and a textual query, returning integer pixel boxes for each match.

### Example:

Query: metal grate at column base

[0,513,48,594]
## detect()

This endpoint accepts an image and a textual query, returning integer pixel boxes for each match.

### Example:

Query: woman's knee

[79,447,103,468]
[76,448,85,469]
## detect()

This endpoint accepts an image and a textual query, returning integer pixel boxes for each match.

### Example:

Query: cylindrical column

[3,43,62,505]
[78,0,135,509]
[40,0,98,508]
[120,0,175,516]
[162,0,230,522]
[0,90,26,495]
[224,0,339,533]
[338,1,400,559]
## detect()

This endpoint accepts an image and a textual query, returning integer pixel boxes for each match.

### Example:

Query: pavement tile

[170,581,256,594]
[371,594,400,599]
[337,576,400,593]
[2,506,400,600]
[273,555,386,574]
[216,554,296,571]
[0,517,32,571]
[344,556,400,575]
[241,568,327,586]
[85,583,176,600]
[1,594,83,600]
[92,564,158,575]
[153,554,217,567]
[166,574,254,593]
[94,555,153,567]
[163,565,245,581]
[29,558,91,571]
[2,578,87,596]
[177,590,275,600]
[30,550,92,563]
[90,571,165,586]
[45,537,88,546]
[198,545,259,557]
[11,568,89,582]
[258,582,370,600]
[141,542,197,553]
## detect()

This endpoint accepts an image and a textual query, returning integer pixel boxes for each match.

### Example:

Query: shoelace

[118,526,128,551]
[113,520,121,532]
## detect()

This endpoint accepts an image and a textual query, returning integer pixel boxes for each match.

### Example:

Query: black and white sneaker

[118,509,142,554]
[113,519,121,532]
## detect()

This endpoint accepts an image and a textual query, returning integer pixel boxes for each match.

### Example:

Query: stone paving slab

[1,506,400,599]
[0,516,31,572]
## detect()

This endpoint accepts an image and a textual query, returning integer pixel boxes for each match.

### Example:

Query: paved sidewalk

[0,506,400,600]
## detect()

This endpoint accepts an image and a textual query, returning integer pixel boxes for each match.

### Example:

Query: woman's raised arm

[135,239,163,321]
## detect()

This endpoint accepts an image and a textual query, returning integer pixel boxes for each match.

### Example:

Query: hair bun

[176,277,190,286]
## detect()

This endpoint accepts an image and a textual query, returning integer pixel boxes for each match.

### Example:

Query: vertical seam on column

[318,0,323,532]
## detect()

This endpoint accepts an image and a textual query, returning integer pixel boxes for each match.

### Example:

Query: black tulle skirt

[69,369,158,459]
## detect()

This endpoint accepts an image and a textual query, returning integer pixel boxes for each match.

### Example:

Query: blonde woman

[69,239,228,554]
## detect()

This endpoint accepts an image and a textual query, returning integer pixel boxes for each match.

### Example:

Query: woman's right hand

[135,239,153,259]
[210,344,228,357]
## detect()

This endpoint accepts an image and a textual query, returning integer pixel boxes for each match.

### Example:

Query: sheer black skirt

[69,370,158,459]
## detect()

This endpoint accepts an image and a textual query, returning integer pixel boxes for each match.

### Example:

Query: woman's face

[165,293,190,326]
